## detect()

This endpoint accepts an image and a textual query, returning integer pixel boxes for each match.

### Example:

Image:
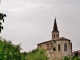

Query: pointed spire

[53,18,59,32]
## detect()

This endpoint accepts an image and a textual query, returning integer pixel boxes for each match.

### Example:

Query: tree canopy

[0,37,23,60]
[26,49,48,60]
[0,13,6,33]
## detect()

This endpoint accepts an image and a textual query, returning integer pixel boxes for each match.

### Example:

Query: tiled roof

[37,40,52,45]
[56,37,70,40]
[37,37,70,45]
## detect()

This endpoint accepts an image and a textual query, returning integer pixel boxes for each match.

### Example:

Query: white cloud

[0,0,52,16]
[0,0,80,52]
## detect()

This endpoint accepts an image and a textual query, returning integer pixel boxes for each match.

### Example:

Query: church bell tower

[52,18,59,40]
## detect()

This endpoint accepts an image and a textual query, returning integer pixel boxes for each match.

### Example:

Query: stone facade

[37,18,72,60]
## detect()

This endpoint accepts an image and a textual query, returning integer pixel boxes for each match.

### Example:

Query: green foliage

[62,55,80,60]
[26,49,48,60]
[74,51,78,57]
[0,37,25,60]
[20,51,27,60]
[0,13,6,33]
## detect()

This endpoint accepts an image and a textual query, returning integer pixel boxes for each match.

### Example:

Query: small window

[71,43,72,50]
[53,47,56,51]
[58,44,60,51]
[52,35,53,39]
[64,43,67,51]
[54,35,55,38]
[56,34,59,38]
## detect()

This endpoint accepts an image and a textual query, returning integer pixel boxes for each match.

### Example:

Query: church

[37,18,72,60]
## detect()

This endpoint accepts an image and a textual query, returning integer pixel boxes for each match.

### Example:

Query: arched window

[64,43,67,51]
[58,44,60,51]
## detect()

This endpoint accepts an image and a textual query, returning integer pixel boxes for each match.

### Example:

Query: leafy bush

[0,37,24,60]
[26,49,48,60]
[62,55,80,60]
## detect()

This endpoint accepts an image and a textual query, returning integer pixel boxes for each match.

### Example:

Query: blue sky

[0,0,80,52]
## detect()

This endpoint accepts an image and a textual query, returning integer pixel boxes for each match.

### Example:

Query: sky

[0,0,80,52]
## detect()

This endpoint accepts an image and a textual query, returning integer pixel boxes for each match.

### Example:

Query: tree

[0,0,7,33]
[0,37,24,60]
[0,13,6,33]
[26,49,48,60]
[74,51,78,57]
[62,55,80,60]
